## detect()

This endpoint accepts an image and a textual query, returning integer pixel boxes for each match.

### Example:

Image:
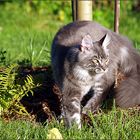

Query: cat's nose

[102,67,106,71]
[99,64,105,71]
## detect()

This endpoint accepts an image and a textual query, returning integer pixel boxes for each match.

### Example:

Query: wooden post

[114,0,120,33]
[71,0,77,21]
[72,0,92,21]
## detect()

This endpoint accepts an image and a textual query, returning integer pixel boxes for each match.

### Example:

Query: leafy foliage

[0,49,6,66]
[0,64,39,116]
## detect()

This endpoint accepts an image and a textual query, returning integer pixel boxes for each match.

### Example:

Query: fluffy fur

[51,21,140,128]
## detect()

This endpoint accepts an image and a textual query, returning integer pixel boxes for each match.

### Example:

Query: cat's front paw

[82,106,92,115]
[64,112,82,129]
[82,105,100,115]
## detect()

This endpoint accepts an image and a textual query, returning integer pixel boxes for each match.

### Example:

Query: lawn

[0,108,140,139]
[0,2,140,66]
[0,1,140,140]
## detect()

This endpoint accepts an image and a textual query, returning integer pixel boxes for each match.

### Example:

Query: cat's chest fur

[71,64,105,91]
[73,65,104,81]
[73,65,92,83]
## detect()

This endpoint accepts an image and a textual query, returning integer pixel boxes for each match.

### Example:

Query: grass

[0,2,140,140]
[0,4,65,66]
[0,108,140,139]
[0,2,140,66]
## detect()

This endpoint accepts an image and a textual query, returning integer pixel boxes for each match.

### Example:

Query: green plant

[0,49,7,66]
[0,64,39,116]
[21,37,50,67]
[0,107,139,140]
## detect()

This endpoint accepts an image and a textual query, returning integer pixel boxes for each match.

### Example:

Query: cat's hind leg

[115,75,140,108]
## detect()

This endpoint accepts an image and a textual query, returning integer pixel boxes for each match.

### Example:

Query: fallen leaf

[47,128,63,139]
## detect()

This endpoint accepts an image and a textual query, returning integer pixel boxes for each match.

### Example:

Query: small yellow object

[58,10,65,21]
[47,128,63,139]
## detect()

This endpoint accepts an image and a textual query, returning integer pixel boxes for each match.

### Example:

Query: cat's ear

[100,33,111,55]
[80,34,93,52]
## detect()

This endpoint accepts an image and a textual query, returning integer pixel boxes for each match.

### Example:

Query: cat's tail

[115,75,140,108]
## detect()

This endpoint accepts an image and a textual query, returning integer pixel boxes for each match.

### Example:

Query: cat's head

[78,34,110,75]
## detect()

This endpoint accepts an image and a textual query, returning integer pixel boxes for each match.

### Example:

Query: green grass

[0,2,140,140]
[0,4,67,66]
[0,108,140,139]
[0,2,140,66]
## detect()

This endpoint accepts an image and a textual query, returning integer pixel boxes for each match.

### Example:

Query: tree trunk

[72,0,92,21]
[71,0,77,21]
[114,0,120,34]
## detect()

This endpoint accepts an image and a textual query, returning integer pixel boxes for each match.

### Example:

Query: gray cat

[51,21,140,128]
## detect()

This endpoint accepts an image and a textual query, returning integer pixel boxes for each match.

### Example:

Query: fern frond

[0,64,40,117]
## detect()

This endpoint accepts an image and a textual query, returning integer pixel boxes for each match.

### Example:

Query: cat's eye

[87,64,92,67]
[93,56,98,59]
[105,59,109,65]
[95,68,103,73]
[92,59,99,64]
